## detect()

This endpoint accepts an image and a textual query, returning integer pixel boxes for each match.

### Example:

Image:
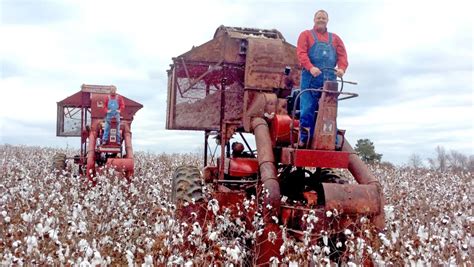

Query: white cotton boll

[86,246,94,259]
[243,199,250,210]
[323,246,330,255]
[79,258,91,267]
[154,222,164,234]
[21,212,33,223]
[336,241,343,248]
[166,219,175,228]
[78,239,90,252]
[57,246,65,263]
[126,250,134,267]
[207,199,219,215]
[124,219,134,228]
[79,221,88,234]
[1,210,7,217]
[272,216,279,223]
[35,223,44,235]
[325,211,332,217]
[384,205,395,221]
[48,229,59,241]
[1,195,8,205]
[284,260,297,267]
[208,231,218,241]
[378,233,391,248]
[306,213,319,224]
[142,255,153,267]
[12,240,21,248]
[268,231,277,244]
[269,256,280,267]
[192,222,202,236]
[225,246,241,262]
[4,216,10,223]
[279,243,286,255]
[25,235,38,255]
[91,251,103,266]
[417,225,428,242]
[73,203,82,214]
[322,235,328,246]
[45,217,55,228]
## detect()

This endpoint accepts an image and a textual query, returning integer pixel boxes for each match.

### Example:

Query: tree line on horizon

[355,139,473,172]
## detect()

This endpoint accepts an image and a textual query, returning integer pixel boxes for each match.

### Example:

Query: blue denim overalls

[102,96,121,143]
[299,30,337,144]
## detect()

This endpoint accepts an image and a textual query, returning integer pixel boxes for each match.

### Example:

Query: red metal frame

[280,147,351,168]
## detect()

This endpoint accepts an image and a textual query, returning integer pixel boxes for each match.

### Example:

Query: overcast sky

[1,0,472,165]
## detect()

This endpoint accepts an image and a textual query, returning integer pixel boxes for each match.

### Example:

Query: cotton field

[0,144,472,266]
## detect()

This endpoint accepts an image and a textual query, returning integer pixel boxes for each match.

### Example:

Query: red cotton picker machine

[166,26,384,264]
[55,85,142,182]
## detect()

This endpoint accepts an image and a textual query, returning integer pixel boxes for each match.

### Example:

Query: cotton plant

[1,145,473,265]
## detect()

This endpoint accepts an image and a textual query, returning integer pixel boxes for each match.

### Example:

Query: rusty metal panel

[166,26,302,131]
[242,91,277,131]
[280,147,350,168]
[166,69,175,129]
[323,183,382,215]
[167,61,245,130]
[179,35,244,65]
[245,38,293,90]
[311,81,339,150]
[81,84,115,93]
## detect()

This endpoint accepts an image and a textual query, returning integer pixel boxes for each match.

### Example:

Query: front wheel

[52,153,66,171]
[170,165,204,204]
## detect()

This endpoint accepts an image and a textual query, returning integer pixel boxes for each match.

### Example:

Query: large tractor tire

[52,153,67,171]
[170,165,204,204]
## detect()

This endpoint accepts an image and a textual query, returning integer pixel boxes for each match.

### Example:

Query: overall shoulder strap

[328,32,333,45]
[311,29,318,43]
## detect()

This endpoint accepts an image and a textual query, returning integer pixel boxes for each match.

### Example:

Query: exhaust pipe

[86,120,100,181]
[123,123,133,160]
[341,137,385,230]
[251,117,283,264]
[251,117,280,220]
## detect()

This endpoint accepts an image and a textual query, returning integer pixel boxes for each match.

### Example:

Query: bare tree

[469,155,474,172]
[448,150,468,171]
[428,146,473,172]
[428,146,450,172]
[408,153,423,169]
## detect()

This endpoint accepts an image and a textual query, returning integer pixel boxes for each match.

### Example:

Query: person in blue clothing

[102,86,125,144]
[296,9,348,148]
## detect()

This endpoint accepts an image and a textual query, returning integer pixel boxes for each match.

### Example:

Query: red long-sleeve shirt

[104,94,125,113]
[296,27,348,72]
